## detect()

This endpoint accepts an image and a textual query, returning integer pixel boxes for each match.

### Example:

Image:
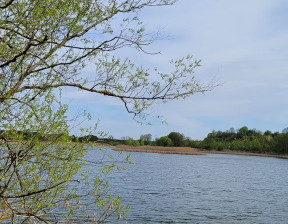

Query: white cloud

[64,0,288,139]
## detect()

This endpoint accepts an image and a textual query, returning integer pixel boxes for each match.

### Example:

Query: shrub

[156,136,173,147]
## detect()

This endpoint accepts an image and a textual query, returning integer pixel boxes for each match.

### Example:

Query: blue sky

[63,0,288,140]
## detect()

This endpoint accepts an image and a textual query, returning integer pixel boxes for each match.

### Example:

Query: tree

[0,0,214,222]
[237,126,249,138]
[139,133,152,145]
[168,132,184,147]
[126,138,140,146]
[156,136,173,147]
[264,130,272,136]
[273,133,288,154]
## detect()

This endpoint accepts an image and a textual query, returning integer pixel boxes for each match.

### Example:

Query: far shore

[203,149,288,159]
[113,145,206,155]
[113,145,288,159]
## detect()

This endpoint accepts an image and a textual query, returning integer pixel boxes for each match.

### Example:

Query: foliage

[77,135,99,143]
[156,136,173,147]
[126,138,141,146]
[0,91,130,223]
[0,0,214,223]
[188,127,288,154]
[124,127,288,155]
[273,133,288,154]
[139,134,152,145]
[167,132,184,147]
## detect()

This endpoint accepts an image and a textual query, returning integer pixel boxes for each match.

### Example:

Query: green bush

[126,139,140,146]
[156,136,173,147]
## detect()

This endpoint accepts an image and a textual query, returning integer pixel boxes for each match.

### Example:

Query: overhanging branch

[0,0,14,9]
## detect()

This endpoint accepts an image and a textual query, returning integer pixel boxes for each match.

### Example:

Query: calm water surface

[87,148,288,223]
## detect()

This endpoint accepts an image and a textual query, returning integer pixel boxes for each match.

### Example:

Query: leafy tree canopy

[168,132,184,147]
[0,0,214,222]
[156,136,172,147]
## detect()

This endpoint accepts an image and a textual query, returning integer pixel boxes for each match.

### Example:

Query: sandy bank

[113,145,288,159]
[113,145,206,155]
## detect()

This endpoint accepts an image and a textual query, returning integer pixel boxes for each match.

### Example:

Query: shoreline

[113,145,288,159]
[203,149,288,159]
[113,145,206,155]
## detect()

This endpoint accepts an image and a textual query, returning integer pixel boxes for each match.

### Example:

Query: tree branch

[2,180,67,198]
[0,0,14,9]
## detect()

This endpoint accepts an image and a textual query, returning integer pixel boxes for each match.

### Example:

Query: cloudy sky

[63,0,288,140]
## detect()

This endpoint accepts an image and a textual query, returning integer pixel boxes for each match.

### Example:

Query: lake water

[86,148,288,223]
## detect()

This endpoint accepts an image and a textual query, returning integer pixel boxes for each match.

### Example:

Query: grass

[113,145,206,155]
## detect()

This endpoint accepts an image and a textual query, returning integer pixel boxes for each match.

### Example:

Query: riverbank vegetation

[189,127,288,154]
[120,127,288,155]
[5,126,287,157]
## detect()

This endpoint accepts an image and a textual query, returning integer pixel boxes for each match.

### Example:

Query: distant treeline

[2,127,288,154]
[149,127,288,154]
[72,135,127,145]
[0,129,126,145]
[193,127,288,154]
[76,127,288,155]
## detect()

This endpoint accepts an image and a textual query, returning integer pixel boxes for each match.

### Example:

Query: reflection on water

[84,148,288,223]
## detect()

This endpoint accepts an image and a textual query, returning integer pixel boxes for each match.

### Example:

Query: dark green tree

[264,130,272,136]
[168,132,184,147]
[273,134,288,154]
[237,126,249,138]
